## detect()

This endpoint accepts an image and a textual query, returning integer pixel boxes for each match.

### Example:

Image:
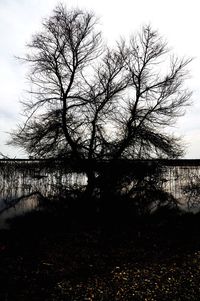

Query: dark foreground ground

[0,208,200,300]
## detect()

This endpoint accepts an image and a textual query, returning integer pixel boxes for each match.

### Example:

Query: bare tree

[12,4,102,159]
[10,4,192,198]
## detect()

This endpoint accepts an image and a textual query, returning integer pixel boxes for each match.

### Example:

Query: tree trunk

[85,168,96,200]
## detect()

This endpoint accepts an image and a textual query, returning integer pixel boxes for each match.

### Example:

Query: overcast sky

[0,0,200,158]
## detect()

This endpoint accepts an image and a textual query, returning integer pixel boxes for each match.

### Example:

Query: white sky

[0,0,200,158]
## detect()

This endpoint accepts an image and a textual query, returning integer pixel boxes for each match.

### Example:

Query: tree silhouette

[10,4,192,199]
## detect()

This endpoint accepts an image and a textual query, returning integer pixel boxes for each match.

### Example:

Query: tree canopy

[11,4,192,161]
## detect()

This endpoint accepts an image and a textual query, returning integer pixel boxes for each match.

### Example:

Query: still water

[0,161,87,228]
[0,195,40,229]
[0,161,200,228]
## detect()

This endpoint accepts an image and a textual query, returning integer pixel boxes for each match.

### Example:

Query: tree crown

[10,4,192,160]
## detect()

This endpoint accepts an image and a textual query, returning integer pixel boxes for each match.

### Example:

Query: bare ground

[0,210,200,300]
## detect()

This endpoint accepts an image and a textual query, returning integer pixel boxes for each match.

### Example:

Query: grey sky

[0,0,200,158]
